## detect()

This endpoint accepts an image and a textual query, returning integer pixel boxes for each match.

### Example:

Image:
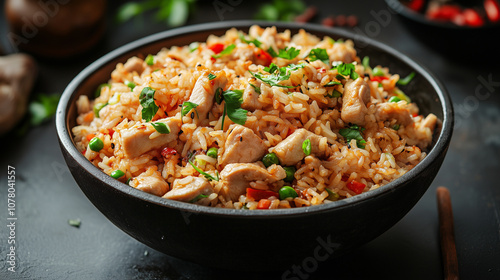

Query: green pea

[279,186,298,200]
[89,137,104,152]
[392,124,400,131]
[283,166,296,183]
[125,80,136,90]
[388,96,401,103]
[207,147,218,158]
[262,153,280,168]
[111,170,125,179]
[93,102,107,118]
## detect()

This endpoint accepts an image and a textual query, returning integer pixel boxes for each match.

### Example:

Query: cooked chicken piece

[341,78,371,126]
[163,176,213,202]
[133,168,169,196]
[220,163,286,201]
[375,102,413,126]
[0,53,37,135]
[220,125,267,168]
[119,117,181,158]
[271,128,327,166]
[329,43,357,64]
[241,81,265,111]
[422,113,438,131]
[123,57,144,74]
[188,70,227,122]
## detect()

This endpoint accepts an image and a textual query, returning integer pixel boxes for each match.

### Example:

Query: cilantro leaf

[139,87,158,122]
[302,139,311,155]
[189,194,209,203]
[276,47,300,60]
[239,33,262,48]
[308,48,329,65]
[267,47,278,58]
[249,83,261,94]
[181,101,199,118]
[223,89,248,125]
[188,160,219,181]
[212,44,236,59]
[397,72,416,86]
[215,87,223,105]
[250,63,305,88]
[151,122,170,134]
[333,62,359,80]
[339,125,366,148]
[208,73,217,80]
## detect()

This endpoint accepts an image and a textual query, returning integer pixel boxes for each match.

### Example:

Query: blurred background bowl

[56,21,453,271]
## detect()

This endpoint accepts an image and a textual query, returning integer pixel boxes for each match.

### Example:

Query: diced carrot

[83,111,94,122]
[86,134,95,141]
[257,199,271,209]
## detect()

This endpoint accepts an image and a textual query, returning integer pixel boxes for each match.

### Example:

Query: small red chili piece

[371,76,389,83]
[208,43,225,54]
[161,147,178,157]
[347,180,366,194]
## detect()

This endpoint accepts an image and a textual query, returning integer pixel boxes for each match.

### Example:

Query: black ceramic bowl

[56,21,453,271]
[385,0,500,60]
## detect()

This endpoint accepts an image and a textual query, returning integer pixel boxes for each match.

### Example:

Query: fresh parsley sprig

[151,122,170,134]
[308,48,329,65]
[212,44,236,59]
[139,87,159,122]
[220,89,248,129]
[249,63,305,88]
[181,101,199,119]
[267,46,300,60]
[339,125,366,149]
[332,62,359,80]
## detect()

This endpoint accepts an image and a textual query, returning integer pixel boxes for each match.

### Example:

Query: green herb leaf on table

[139,87,158,122]
[116,0,195,27]
[151,122,171,134]
[68,218,81,228]
[188,160,219,181]
[212,44,236,59]
[29,93,61,126]
[254,0,306,21]
[308,48,329,65]
[339,125,366,148]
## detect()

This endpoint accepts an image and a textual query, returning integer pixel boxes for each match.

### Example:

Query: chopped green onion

[397,72,416,86]
[89,137,104,152]
[189,42,199,52]
[125,80,136,90]
[394,89,411,103]
[212,44,236,59]
[326,189,339,201]
[151,122,170,134]
[302,139,311,156]
[93,103,107,118]
[392,124,400,130]
[68,218,81,228]
[188,160,219,181]
[208,73,217,80]
[362,56,371,71]
[388,96,402,103]
[126,177,132,185]
[324,81,341,87]
[326,90,342,98]
[283,166,296,183]
[95,83,110,98]
[262,153,280,167]
[207,147,218,158]
[372,67,385,77]
[279,186,298,200]
[111,170,125,179]
[189,194,209,203]
[145,54,154,66]
[249,83,261,94]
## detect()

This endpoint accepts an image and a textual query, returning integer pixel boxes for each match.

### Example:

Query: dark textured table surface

[1,0,499,279]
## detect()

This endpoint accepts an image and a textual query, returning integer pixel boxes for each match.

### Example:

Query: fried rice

[72,25,438,210]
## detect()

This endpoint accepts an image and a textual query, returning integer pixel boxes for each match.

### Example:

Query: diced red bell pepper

[463,9,485,27]
[257,199,272,209]
[347,180,366,194]
[246,188,279,201]
[371,76,389,83]
[108,129,115,138]
[161,147,178,157]
[208,43,225,54]
[485,0,500,23]
[254,48,273,67]
[82,149,86,155]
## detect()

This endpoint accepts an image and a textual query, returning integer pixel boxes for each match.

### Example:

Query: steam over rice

[73,26,438,210]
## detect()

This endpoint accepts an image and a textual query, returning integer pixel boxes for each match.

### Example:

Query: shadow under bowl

[56,20,453,271]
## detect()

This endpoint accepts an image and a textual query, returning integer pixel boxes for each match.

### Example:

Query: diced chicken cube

[241,81,265,111]
[162,176,213,202]
[220,163,286,201]
[133,168,169,196]
[271,128,328,166]
[341,78,371,126]
[188,70,228,122]
[119,117,181,158]
[220,125,267,168]
[329,43,357,64]
[375,102,413,126]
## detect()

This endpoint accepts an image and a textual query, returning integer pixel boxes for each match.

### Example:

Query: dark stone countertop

[1,0,499,279]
